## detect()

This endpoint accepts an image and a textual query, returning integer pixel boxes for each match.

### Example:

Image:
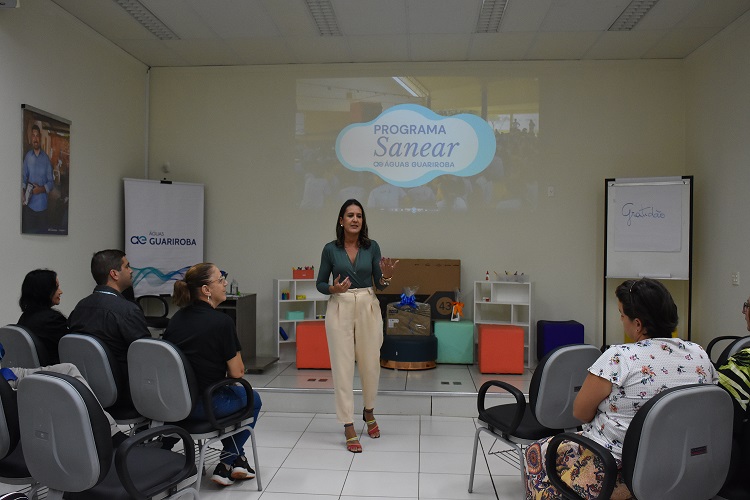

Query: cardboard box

[293,268,314,279]
[386,302,431,335]
[376,259,460,321]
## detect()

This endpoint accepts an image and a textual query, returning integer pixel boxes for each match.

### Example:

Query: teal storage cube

[434,320,474,364]
[286,311,305,320]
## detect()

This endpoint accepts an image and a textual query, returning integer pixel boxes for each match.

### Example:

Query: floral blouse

[583,338,717,459]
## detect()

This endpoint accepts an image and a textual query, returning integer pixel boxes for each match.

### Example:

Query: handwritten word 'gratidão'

[621,203,666,226]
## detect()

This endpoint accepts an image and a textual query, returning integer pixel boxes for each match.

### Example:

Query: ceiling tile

[539,0,631,31]
[677,0,750,28]
[407,0,481,34]
[333,0,407,35]
[502,0,553,32]
[140,0,216,39]
[526,31,601,60]
[633,0,702,31]
[285,36,352,63]
[163,39,244,66]
[226,38,299,65]
[468,32,537,60]
[260,0,320,36]
[185,0,280,38]
[116,39,190,67]
[409,34,471,61]
[52,0,156,40]
[347,35,411,62]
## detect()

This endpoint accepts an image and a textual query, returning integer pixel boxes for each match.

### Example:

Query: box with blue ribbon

[386,286,431,336]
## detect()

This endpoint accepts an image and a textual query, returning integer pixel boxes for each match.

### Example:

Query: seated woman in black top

[17,269,69,364]
[164,262,262,487]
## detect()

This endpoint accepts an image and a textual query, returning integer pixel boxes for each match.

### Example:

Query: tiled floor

[0,362,533,499]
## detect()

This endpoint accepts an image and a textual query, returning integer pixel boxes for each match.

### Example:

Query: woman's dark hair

[19,269,58,312]
[615,278,678,339]
[172,262,215,307]
[335,199,371,249]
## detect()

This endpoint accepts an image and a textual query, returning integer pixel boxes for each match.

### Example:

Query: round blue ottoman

[380,334,437,370]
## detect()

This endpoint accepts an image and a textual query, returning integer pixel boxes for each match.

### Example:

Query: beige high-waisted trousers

[325,287,384,424]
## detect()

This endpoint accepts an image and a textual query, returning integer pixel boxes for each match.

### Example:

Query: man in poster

[21,124,54,234]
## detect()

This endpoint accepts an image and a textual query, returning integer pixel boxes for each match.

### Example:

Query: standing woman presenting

[316,199,398,453]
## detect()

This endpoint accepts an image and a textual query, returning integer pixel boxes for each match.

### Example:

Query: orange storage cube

[296,322,331,369]
[478,324,524,374]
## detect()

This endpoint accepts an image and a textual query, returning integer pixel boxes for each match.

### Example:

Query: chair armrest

[545,432,618,500]
[202,377,255,429]
[477,380,527,434]
[706,336,741,364]
[115,424,195,500]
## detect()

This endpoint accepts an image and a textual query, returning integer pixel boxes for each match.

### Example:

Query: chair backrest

[622,383,733,500]
[17,372,112,493]
[127,338,197,423]
[135,295,170,329]
[58,333,120,408]
[529,344,601,430]
[718,336,750,367]
[0,377,19,461]
[0,325,47,369]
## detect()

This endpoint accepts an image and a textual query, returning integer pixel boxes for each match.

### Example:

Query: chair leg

[468,426,483,493]
[248,427,262,491]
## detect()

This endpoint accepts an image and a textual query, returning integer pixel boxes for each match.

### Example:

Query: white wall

[685,12,750,346]
[148,60,686,347]
[6,0,744,354]
[0,0,147,322]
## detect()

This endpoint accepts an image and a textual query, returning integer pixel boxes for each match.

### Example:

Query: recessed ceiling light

[305,0,342,36]
[476,0,509,33]
[609,0,660,31]
[112,0,178,40]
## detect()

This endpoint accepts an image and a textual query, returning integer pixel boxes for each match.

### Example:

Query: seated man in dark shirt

[67,249,150,396]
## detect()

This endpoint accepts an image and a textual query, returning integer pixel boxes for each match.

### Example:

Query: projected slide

[295,76,539,213]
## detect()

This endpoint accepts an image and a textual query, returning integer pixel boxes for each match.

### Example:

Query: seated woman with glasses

[524,278,717,500]
[163,263,262,487]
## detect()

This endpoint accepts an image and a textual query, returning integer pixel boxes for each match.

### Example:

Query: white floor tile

[350,450,420,472]
[255,446,293,468]
[342,470,419,498]
[254,429,304,448]
[264,468,348,495]
[254,414,314,432]
[420,434,478,455]
[420,472,497,499]
[283,447,355,470]
[421,451,490,475]
[420,415,479,436]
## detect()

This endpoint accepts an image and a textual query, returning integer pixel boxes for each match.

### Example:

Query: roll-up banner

[124,178,204,296]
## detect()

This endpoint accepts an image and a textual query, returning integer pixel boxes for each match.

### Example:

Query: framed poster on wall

[21,104,71,235]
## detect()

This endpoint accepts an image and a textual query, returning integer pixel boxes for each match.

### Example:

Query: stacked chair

[0,325,48,369]
[547,384,733,500]
[0,377,38,499]
[127,338,262,493]
[58,334,148,430]
[469,344,601,492]
[17,371,198,500]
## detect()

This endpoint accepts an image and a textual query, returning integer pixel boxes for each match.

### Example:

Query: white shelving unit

[273,278,328,362]
[473,280,534,368]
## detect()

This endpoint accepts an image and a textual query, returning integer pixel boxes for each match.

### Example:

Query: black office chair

[0,325,49,369]
[58,334,147,429]
[468,344,601,492]
[135,295,170,331]
[546,383,733,500]
[0,377,39,499]
[17,371,198,500]
[708,335,750,368]
[127,338,262,493]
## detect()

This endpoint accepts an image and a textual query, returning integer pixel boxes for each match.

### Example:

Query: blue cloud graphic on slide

[336,104,496,188]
